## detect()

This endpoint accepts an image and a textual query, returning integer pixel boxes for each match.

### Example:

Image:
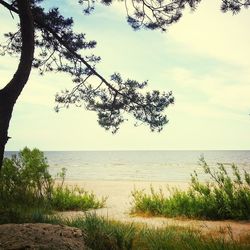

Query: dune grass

[51,185,106,211]
[2,212,248,250]
[0,147,105,215]
[68,214,249,250]
[131,157,250,220]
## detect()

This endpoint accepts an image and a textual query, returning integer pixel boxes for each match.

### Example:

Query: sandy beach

[57,180,250,240]
[62,180,189,216]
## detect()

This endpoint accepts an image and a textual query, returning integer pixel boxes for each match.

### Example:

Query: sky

[0,0,250,151]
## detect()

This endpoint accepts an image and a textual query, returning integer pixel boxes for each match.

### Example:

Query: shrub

[131,157,250,220]
[51,186,106,211]
[0,147,105,213]
[0,147,53,208]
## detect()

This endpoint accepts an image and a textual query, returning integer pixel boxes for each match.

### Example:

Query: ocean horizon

[4,150,250,182]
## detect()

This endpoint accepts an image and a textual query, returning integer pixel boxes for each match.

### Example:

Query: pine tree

[0,0,249,168]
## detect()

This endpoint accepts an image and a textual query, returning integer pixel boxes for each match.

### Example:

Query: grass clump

[70,214,136,250]
[51,186,106,211]
[131,157,250,220]
[0,147,105,216]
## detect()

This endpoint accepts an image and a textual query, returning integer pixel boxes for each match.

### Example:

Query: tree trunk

[0,0,34,169]
[0,94,14,168]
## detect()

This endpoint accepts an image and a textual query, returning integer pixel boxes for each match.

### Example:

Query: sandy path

[58,180,250,240]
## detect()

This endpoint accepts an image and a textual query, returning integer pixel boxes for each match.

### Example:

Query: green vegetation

[68,214,249,250]
[51,186,105,211]
[70,214,136,250]
[131,157,250,220]
[0,150,249,249]
[1,212,248,250]
[0,147,105,214]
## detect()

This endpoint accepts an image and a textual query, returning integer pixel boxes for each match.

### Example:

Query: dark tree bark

[0,0,34,169]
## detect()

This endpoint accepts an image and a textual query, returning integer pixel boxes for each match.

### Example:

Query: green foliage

[131,158,250,220]
[0,207,52,224]
[0,147,53,208]
[51,186,106,211]
[0,147,105,213]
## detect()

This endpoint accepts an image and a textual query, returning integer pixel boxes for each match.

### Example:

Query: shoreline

[56,180,250,240]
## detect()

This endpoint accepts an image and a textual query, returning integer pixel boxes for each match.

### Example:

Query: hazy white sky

[1,0,250,150]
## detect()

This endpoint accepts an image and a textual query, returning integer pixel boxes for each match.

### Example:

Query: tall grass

[70,214,136,250]
[131,157,250,220]
[70,214,247,250]
[0,147,105,214]
[4,212,248,250]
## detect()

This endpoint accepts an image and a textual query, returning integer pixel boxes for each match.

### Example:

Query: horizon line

[5,149,250,152]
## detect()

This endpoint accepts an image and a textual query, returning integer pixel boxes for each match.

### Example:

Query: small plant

[51,186,106,211]
[50,166,106,211]
[131,157,250,220]
[0,147,105,213]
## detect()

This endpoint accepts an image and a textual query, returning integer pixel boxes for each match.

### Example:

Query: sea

[4,150,250,182]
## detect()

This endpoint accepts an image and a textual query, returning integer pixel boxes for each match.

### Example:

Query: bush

[0,147,53,208]
[131,157,250,220]
[51,186,106,211]
[0,147,105,213]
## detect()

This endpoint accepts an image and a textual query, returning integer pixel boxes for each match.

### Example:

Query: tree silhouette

[0,0,249,169]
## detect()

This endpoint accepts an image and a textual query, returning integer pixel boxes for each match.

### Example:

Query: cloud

[166,0,250,68]
[164,66,250,120]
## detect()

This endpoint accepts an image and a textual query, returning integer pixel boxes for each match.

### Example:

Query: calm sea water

[5,150,250,182]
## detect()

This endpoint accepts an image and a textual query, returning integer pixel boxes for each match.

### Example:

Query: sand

[0,223,86,250]
[56,180,250,240]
